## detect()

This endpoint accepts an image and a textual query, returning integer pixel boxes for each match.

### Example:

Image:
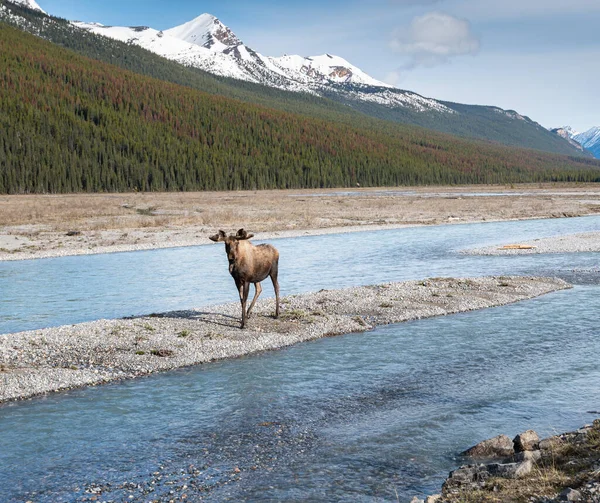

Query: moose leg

[247,282,262,318]
[270,263,280,319]
[237,280,250,329]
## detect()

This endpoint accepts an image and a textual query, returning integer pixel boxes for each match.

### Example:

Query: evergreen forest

[1,23,600,194]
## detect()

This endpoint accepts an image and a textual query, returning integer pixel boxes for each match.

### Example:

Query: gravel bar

[463,231,600,255]
[0,276,570,403]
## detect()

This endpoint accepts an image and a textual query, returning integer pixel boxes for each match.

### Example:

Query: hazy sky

[36,0,598,132]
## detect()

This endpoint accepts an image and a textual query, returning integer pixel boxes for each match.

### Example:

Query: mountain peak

[164,13,242,51]
[551,125,579,138]
[9,0,46,13]
[574,126,600,151]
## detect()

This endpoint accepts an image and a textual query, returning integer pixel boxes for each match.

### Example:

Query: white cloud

[390,11,480,68]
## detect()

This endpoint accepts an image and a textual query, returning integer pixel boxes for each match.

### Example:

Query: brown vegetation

[442,420,600,503]
[1,184,600,259]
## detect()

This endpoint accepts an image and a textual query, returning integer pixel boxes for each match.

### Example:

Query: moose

[209,229,280,329]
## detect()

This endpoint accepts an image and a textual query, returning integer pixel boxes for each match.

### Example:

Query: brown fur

[209,229,280,328]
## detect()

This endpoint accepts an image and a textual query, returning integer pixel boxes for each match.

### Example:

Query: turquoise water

[1,287,599,502]
[0,216,599,502]
[1,215,599,334]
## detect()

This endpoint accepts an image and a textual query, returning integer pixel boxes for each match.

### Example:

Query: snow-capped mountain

[72,13,456,114]
[551,126,579,139]
[164,13,242,51]
[551,126,584,152]
[9,0,44,13]
[574,127,600,159]
[0,0,587,157]
[553,126,600,159]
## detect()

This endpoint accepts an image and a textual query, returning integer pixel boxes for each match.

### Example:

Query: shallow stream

[1,216,599,502]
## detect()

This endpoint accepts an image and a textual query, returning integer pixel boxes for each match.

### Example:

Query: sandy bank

[463,231,600,255]
[0,276,570,403]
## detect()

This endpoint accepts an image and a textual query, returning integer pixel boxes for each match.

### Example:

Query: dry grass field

[1,184,600,259]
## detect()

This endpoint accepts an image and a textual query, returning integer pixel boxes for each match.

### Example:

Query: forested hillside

[0,0,586,158]
[1,23,599,194]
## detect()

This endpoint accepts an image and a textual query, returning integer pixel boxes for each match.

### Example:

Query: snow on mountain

[574,126,600,159]
[272,53,391,87]
[552,126,600,158]
[8,0,45,13]
[550,126,583,151]
[164,13,241,51]
[574,127,600,148]
[71,21,256,82]
[73,13,457,114]
[551,125,579,139]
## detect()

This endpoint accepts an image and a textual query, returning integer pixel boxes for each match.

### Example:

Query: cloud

[390,11,480,68]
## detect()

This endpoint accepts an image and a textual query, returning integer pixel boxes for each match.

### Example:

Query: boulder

[512,449,541,463]
[487,459,533,479]
[425,495,441,503]
[461,434,514,458]
[539,435,561,450]
[443,459,534,497]
[560,487,582,501]
[513,429,539,452]
[443,464,491,492]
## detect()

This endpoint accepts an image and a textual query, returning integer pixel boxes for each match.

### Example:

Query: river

[1,216,599,502]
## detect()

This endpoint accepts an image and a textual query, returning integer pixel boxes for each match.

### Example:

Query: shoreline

[423,419,600,503]
[2,184,600,261]
[463,230,600,256]
[2,215,600,262]
[0,276,570,403]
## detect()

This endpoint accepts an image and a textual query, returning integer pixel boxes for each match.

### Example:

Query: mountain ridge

[66,9,588,157]
[575,127,600,159]
[0,0,588,158]
[552,126,600,159]
[1,21,599,195]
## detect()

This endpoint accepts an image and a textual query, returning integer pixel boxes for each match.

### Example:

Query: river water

[1,216,599,502]
[1,216,600,335]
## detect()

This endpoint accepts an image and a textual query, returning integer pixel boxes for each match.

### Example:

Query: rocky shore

[0,275,569,403]
[416,419,600,503]
[463,231,600,256]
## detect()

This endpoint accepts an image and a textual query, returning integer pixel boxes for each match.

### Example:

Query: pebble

[0,276,570,403]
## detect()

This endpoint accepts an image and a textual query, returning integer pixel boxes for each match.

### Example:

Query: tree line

[1,24,599,194]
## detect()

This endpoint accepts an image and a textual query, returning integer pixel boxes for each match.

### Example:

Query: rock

[487,459,533,479]
[513,429,539,452]
[443,464,491,492]
[560,487,582,501]
[444,459,533,495]
[539,436,561,450]
[409,497,424,503]
[461,434,515,458]
[425,495,441,503]
[512,449,541,463]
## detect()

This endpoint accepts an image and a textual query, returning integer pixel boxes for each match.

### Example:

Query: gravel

[462,231,600,255]
[0,276,570,403]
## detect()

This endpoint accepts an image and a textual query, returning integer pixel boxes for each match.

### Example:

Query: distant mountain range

[71,13,461,116]
[0,0,590,158]
[552,126,600,159]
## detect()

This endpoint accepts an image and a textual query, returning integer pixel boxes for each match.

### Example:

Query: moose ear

[209,230,227,242]
[236,229,254,240]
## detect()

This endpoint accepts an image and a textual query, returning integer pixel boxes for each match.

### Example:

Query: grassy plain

[1,184,600,260]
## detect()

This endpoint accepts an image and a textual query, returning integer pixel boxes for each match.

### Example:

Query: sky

[34,0,599,132]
